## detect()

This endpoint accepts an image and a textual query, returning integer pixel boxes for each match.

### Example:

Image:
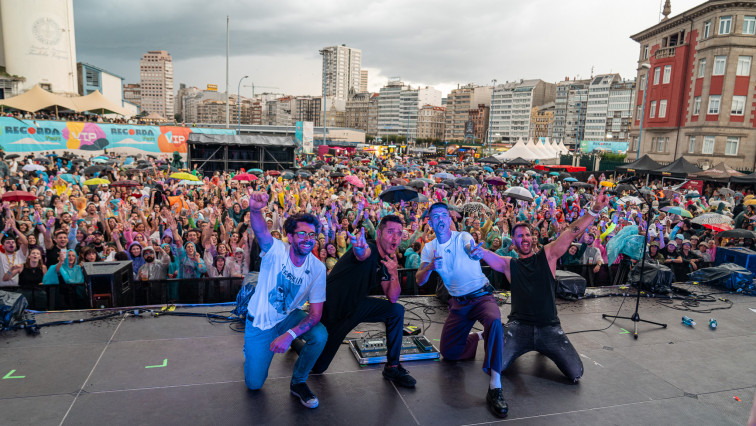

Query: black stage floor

[1,283,755,425]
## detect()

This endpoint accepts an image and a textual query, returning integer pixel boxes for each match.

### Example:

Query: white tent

[556,140,570,154]
[549,140,561,155]
[496,138,540,161]
[537,139,558,159]
[526,139,551,160]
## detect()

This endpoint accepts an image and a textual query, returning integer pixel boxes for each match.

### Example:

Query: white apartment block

[583,74,621,140]
[321,44,362,109]
[378,81,441,138]
[552,79,590,147]
[139,50,174,119]
[606,79,636,142]
[490,79,555,143]
[444,84,492,141]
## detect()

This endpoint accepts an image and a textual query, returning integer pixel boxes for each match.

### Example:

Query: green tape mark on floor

[145,359,168,368]
[619,328,631,334]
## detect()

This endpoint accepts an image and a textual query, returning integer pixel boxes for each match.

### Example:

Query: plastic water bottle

[709,318,717,330]
[682,316,696,327]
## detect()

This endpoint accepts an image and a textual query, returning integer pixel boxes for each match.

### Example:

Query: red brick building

[629,0,756,170]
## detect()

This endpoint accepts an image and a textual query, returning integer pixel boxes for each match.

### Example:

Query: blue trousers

[243,309,328,390]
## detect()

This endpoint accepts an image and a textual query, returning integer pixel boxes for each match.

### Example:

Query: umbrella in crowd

[83,178,110,186]
[716,229,756,239]
[410,193,430,203]
[179,180,203,186]
[0,190,38,202]
[329,172,344,178]
[22,164,45,172]
[540,183,556,191]
[708,200,733,208]
[232,173,257,182]
[282,171,295,180]
[249,168,264,175]
[408,179,429,189]
[83,165,105,174]
[379,186,419,204]
[34,157,50,163]
[266,170,281,176]
[703,223,733,233]
[4,154,19,159]
[716,188,735,197]
[110,180,140,188]
[435,172,455,180]
[564,177,578,182]
[503,186,534,202]
[615,184,634,193]
[685,191,702,199]
[484,176,507,186]
[455,176,478,186]
[618,196,645,205]
[391,178,408,185]
[661,206,693,218]
[345,175,364,188]
[170,172,198,181]
[296,170,312,178]
[691,213,733,225]
[461,202,490,214]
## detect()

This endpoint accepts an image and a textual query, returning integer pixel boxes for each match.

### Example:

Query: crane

[243,83,280,98]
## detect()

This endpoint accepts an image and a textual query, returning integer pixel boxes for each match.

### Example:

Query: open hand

[468,241,485,261]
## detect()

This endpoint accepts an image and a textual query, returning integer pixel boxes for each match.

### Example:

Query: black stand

[602,179,667,339]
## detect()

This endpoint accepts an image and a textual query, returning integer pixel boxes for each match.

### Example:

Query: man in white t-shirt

[244,191,327,409]
[416,202,507,418]
[0,216,29,287]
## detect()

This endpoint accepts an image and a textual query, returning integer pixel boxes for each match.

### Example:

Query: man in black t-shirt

[310,215,416,388]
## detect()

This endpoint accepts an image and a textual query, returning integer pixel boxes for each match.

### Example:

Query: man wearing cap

[88,229,106,260]
[646,241,665,263]
[137,246,170,281]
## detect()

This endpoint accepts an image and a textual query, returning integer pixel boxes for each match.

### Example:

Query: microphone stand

[602,178,667,339]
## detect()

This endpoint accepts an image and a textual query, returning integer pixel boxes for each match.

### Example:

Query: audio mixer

[348,335,440,365]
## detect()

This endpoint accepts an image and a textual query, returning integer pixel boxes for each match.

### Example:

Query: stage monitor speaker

[628,261,673,294]
[715,247,756,275]
[82,261,133,308]
[555,270,586,300]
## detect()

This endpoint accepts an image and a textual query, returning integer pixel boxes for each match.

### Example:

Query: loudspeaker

[715,247,756,275]
[555,270,586,300]
[82,261,133,308]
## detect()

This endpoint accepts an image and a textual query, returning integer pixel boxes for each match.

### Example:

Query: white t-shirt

[247,239,326,330]
[420,231,489,297]
[0,249,28,287]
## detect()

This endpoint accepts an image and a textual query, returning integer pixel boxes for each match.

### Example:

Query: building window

[657,137,666,152]
[713,56,726,75]
[702,136,715,154]
[703,20,711,38]
[731,95,746,115]
[693,96,701,115]
[725,137,739,155]
[640,74,647,90]
[649,101,657,118]
[698,58,706,78]
[719,16,733,34]
[643,45,650,59]
[659,100,667,118]
[744,16,756,34]
[708,95,721,114]
[688,136,696,153]
[663,65,672,84]
[653,67,661,84]
[636,104,642,119]
[736,56,752,76]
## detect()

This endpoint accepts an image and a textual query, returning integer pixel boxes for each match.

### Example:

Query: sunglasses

[294,231,317,239]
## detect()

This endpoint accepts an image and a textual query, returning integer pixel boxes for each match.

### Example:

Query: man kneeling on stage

[243,191,328,409]
[474,189,610,384]
[311,215,417,388]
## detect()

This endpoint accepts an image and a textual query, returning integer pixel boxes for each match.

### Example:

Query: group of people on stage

[243,189,609,418]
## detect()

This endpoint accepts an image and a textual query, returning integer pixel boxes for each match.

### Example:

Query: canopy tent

[495,138,539,161]
[556,140,570,155]
[651,157,703,178]
[538,140,558,158]
[504,157,532,166]
[550,140,565,155]
[688,162,745,182]
[0,85,77,113]
[730,170,756,184]
[72,90,131,116]
[526,139,547,159]
[478,156,503,164]
[616,154,662,174]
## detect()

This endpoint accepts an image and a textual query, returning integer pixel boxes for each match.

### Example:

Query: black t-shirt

[46,245,65,268]
[321,241,384,325]
[508,249,560,326]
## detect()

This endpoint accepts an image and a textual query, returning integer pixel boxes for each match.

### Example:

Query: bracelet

[586,209,600,217]
[287,329,297,339]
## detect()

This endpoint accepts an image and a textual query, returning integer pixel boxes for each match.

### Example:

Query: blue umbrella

[564,177,578,182]
[549,171,560,176]
[394,166,408,172]
[58,174,82,185]
[483,166,494,172]
[435,172,455,179]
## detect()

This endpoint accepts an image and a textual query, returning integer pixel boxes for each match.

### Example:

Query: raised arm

[545,189,609,266]
[248,191,274,252]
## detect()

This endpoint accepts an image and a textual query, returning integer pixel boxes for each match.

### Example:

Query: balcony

[654,46,677,59]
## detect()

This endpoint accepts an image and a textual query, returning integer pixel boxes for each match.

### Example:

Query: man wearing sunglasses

[310,215,416,388]
[243,191,328,409]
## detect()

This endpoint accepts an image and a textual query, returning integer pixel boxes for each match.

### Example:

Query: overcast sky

[74,0,702,97]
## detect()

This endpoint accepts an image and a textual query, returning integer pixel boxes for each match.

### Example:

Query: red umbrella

[1,190,38,202]
[703,223,733,232]
[110,180,140,188]
[428,161,438,166]
[360,159,371,163]
[266,170,281,176]
[345,175,364,188]
[232,173,257,182]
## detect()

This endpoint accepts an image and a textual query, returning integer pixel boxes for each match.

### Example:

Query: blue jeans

[501,321,583,381]
[243,309,328,390]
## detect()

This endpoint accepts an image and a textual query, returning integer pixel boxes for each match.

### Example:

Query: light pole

[487,79,496,155]
[636,63,652,160]
[237,75,249,134]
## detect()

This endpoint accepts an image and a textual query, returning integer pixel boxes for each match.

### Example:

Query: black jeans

[312,297,405,374]
[501,321,583,381]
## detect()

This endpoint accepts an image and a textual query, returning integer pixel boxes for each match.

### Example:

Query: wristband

[287,329,297,339]
[586,209,600,217]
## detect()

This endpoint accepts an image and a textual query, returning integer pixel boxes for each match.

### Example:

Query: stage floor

[1,284,755,425]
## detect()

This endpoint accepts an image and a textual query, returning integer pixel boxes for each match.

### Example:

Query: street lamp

[237,75,249,134]
[636,63,652,160]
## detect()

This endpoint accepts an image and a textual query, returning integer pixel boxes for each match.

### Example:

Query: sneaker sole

[291,389,319,408]
[383,374,416,388]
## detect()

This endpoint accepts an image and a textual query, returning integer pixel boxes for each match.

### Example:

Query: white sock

[490,371,501,389]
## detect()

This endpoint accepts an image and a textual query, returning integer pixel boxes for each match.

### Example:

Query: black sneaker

[383,364,417,388]
[486,387,508,418]
[290,382,319,408]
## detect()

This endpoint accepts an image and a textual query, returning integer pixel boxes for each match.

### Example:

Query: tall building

[181,89,224,124]
[417,105,446,140]
[584,74,622,140]
[530,102,555,139]
[293,96,321,126]
[629,1,756,168]
[377,80,406,136]
[489,79,555,143]
[175,84,201,121]
[0,0,78,95]
[321,44,362,110]
[445,84,492,141]
[606,79,636,142]
[551,79,590,147]
[123,83,141,110]
[468,104,490,142]
[367,93,379,136]
[377,80,442,139]
[360,70,368,92]
[346,92,373,132]
[139,50,174,119]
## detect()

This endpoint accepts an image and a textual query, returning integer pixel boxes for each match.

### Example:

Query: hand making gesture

[249,191,268,212]
[349,227,368,258]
